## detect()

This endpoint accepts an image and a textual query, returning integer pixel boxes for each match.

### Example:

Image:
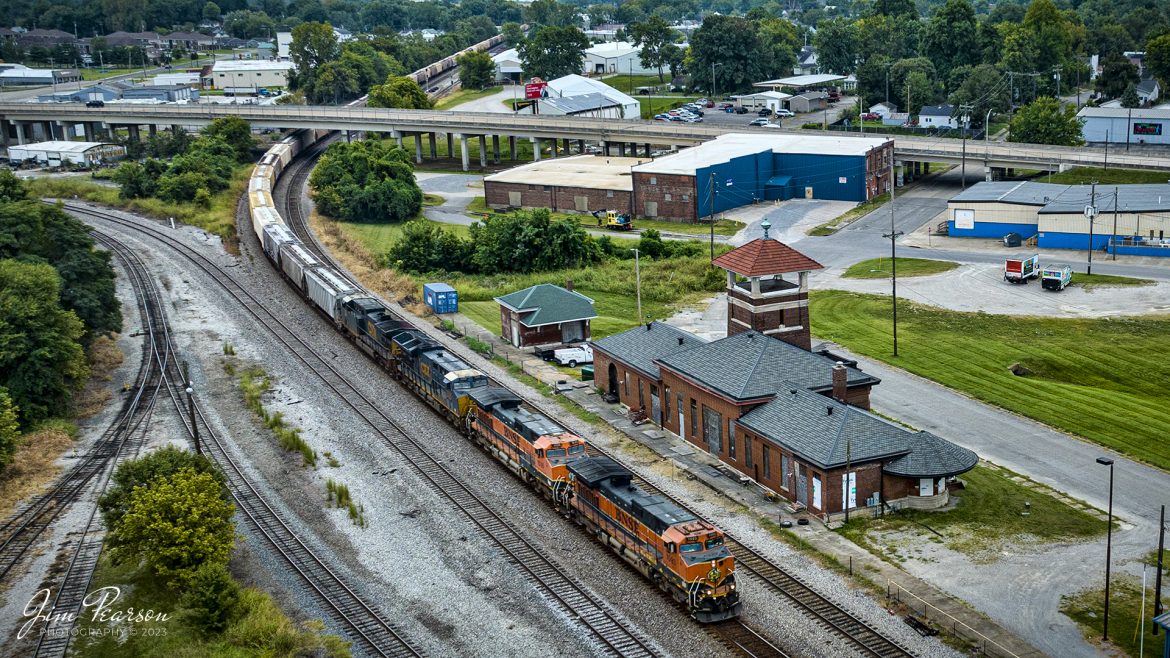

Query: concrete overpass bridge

[3,102,1168,178]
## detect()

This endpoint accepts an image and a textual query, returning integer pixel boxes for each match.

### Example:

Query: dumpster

[1002,232,1022,248]
[423,283,458,314]
[581,365,594,381]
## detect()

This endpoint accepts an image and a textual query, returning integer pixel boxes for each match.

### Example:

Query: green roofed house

[495,284,598,348]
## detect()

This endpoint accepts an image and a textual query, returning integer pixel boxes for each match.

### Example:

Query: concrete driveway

[450,86,521,114]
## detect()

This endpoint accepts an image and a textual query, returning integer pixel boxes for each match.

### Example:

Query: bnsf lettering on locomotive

[617,509,638,533]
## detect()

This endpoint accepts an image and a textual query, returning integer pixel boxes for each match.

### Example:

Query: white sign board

[954,208,975,230]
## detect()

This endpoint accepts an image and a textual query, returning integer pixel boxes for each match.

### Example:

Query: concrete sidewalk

[443,311,1042,657]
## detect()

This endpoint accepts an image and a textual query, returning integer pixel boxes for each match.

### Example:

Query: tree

[518,26,589,80]
[454,16,499,45]
[99,446,227,532]
[457,50,494,90]
[868,0,917,19]
[890,58,942,114]
[202,1,221,22]
[756,18,801,79]
[0,260,87,427]
[368,75,432,109]
[1120,83,1141,108]
[522,0,578,28]
[813,18,857,75]
[309,139,424,223]
[1095,53,1140,100]
[502,22,525,47]
[854,15,921,64]
[387,221,474,273]
[921,0,980,84]
[1008,96,1085,145]
[688,15,768,94]
[1023,0,1074,84]
[183,562,241,632]
[948,64,1011,123]
[203,116,254,163]
[0,391,20,470]
[1149,33,1170,88]
[107,468,235,586]
[629,16,675,82]
[222,10,276,40]
[289,21,338,93]
[468,210,600,274]
[0,169,25,203]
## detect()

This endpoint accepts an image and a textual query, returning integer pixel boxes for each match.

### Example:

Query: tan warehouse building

[483,154,649,215]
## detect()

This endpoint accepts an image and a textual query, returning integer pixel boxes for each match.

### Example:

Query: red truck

[1004,254,1040,283]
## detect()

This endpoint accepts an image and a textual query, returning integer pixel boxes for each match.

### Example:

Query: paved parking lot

[650,94,860,133]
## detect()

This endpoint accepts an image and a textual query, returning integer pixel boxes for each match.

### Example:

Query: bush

[386,220,473,273]
[309,139,423,223]
[183,562,241,632]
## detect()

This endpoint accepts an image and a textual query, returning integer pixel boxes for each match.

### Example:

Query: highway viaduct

[3,102,1168,180]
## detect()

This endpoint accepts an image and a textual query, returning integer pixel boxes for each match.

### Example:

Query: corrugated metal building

[947,181,1170,256]
[1078,106,1170,145]
[8,141,126,166]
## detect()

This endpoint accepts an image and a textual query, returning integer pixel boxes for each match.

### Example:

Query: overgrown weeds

[237,368,316,467]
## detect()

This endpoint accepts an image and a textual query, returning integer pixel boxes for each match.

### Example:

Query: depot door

[607,364,618,397]
[677,394,685,438]
[795,464,809,506]
[650,385,661,426]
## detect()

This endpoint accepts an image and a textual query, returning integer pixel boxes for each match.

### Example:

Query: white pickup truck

[552,344,593,368]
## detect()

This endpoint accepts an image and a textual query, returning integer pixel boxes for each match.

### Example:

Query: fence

[887,578,1021,658]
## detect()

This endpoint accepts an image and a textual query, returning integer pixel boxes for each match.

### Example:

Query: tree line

[309,139,423,224]
[0,172,122,468]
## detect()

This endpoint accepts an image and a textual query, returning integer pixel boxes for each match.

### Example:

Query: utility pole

[1112,187,1119,260]
[630,248,642,324]
[883,155,901,357]
[1053,65,1062,97]
[709,171,716,260]
[1087,181,1098,275]
[959,103,974,190]
[186,383,201,454]
[1155,504,1165,633]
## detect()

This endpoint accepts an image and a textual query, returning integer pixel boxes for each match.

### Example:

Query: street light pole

[883,151,901,356]
[1096,456,1115,641]
[186,384,201,454]
[630,248,642,324]
[1088,181,1098,275]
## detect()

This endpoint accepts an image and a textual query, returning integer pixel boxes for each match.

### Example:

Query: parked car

[749,117,771,126]
[654,114,672,121]
[861,112,881,120]
[85,100,105,108]
[734,106,749,114]
[704,100,715,108]
[773,109,795,117]
[718,102,734,109]
[758,108,773,116]
[761,122,782,128]
[552,344,593,368]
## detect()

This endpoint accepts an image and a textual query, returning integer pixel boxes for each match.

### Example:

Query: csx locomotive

[247,131,742,623]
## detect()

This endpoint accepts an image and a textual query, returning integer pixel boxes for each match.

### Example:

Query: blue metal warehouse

[1078,107,1170,146]
[947,181,1170,257]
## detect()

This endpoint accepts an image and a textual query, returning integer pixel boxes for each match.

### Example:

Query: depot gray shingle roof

[738,386,977,475]
[657,330,879,401]
[495,284,597,328]
[593,322,708,379]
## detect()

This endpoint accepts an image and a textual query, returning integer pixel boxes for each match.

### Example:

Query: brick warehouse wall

[592,349,661,418]
[631,172,698,222]
[484,181,631,215]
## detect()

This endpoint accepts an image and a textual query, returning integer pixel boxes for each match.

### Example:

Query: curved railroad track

[80,224,425,658]
[69,206,660,658]
[278,143,916,658]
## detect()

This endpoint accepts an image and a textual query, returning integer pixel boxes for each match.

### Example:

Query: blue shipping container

[423,282,459,314]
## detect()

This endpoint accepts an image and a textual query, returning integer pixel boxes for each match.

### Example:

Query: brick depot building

[495,283,597,347]
[484,155,648,214]
[631,133,893,222]
[592,235,977,521]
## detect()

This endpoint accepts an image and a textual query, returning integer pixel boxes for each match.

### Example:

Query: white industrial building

[581,41,657,76]
[8,141,125,166]
[536,75,641,120]
[1078,106,1170,145]
[208,60,295,93]
[736,91,791,113]
[277,32,292,60]
[150,72,201,88]
[492,48,523,82]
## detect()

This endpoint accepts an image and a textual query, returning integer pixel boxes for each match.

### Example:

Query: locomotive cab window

[535,449,544,457]
[568,444,585,455]
[665,542,677,553]
[680,541,703,553]
[545,448,567,458]
[705,536,724,549]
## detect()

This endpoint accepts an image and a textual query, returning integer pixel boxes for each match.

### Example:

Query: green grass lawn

[842,257,959,279]
[1045,167,1170,185]
[434,85,502,110]
[810,290,1170,470]
[466,196,744,236]
[602,73,674,95]
[1072,273,1156,290]
[1061,576,1167,658]
[639,96,701,119]
[839,464,1106,562]
[80,67,140,80]
[334,217,470,256]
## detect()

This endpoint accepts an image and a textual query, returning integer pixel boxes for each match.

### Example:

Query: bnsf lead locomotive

[246,131,742,623]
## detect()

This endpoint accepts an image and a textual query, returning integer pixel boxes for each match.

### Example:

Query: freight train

[408,33,506,91]
[246,130,742,623]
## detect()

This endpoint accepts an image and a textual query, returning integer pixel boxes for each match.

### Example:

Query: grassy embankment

[433,85,502,110]
[24,165,253,243]
[1034,167,1170,185]
[840,463,1106,562]
[1072,273,1156,290]
[79,67,142,81]
[1061,575,1167,658]
[810,290,1170,470]
[73,555,350,658]
[841,257,959,279]
[464,196,744,237]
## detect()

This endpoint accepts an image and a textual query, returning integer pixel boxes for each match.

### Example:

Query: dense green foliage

[519,25,591,80]
[1008,97,1085,146]
[387,209,602,275]
[457,50,495,90]
[99,446,228,533]
[309,139,423,223]
[0,391,20,470]
[0,260,88,427]
[182,562,242,633]
[113,118,252,204]
[367,75,432,109]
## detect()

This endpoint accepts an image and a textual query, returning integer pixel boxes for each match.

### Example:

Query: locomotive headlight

[730,582,736,591]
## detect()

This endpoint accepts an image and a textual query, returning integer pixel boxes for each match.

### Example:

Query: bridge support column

[478,135,487,168]
[985,166,994,182]
[391,130,403,150]
[894,161,904,187]
[577,139,584,154]
[415,133,423,164]
[15,122,27,145]
[531,138,541,161]
[83,122,96,142]
[922,162,930,175]
[492,135,500,164]
[0,120,8,147]
[149,124,157,138]
[457,134,470,172]
[429,132,437,159]
[560,138,569,155]
[644,144,651,157]
[508,135,515,160]
[447,133,453,158]
[1007,167,1015,177]
[618,143,626,156]
[128,124,140,142]
[601,141,609,156]
[549,139,558,158]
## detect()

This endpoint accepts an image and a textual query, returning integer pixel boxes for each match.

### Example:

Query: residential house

[918,104,959,129]
[793,45,817,75]
[868,102,897,118]
[1137,79,1160,106]
[163,31,216,51]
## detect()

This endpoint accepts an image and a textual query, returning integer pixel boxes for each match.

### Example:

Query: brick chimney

[832,362,848,403]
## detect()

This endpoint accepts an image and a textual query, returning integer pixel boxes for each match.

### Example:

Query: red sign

[525,82,547,100]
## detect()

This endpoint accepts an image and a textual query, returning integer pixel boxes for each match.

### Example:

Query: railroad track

[278,143,917,658]
[70,206,660,658]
